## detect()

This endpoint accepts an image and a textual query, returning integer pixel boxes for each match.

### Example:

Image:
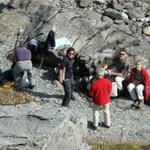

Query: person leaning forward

[59,47,76,107]
[11,42,35,89]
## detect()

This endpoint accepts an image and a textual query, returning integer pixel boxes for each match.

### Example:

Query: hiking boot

[131,100,139,107]
[136,100,144,109]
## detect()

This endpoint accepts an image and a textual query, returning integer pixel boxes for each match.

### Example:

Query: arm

[58,67,66,84]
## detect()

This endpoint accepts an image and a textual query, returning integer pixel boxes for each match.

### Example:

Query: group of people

[6,35,150,131]
[57,47,150,130]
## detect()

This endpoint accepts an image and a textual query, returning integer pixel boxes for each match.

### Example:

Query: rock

[79,0,93,7]
[104,8,122,20]
[143,26,150,36]
[93,0,106,4]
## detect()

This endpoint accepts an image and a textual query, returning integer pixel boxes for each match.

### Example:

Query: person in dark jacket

[59,47,76,107]
[127,59,150,109]
[89,67,112,130]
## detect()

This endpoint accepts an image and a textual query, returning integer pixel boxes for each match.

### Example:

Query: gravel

[0,45,150,144]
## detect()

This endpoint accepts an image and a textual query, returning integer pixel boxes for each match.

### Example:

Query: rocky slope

[0,0,150,149]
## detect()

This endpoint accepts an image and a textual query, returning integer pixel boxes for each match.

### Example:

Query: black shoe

[29,85,35,89]
[91,124,98,130]
[102,123,110,128]
[131,100,138,107]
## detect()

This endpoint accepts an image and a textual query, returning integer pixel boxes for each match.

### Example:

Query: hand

[59,80,63,85]
[107,70,112,76]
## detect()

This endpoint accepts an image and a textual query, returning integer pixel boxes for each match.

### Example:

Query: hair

[66,47,75,54]
[119,48,127,54]
[96,67,105,77]
[46,30,55,48]
[135,59,144,65]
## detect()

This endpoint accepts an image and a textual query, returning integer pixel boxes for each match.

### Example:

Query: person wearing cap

[89,67,112,130]
[12,42,35,89]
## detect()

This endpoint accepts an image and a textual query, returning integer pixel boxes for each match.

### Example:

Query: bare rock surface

[0,0,150,149]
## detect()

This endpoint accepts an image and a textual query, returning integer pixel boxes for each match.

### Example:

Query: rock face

[0,103,90,150]
[0,0,150,149]
[1,0,150,73]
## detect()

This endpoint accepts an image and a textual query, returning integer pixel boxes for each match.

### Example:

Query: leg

[71,76,75,100]
[93,104,100,128]
[136,84,144,100]
[115,76,124,91]
[13,63,23,81]
[110,82,118,97]
[127,83,137,100]
[102,103,110,127]
[136,84,145,109]
[62,79,72,107]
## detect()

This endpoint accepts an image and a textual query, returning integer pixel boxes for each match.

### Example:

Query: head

[96,67,105,78]
[118,48,127,61]
[135,59,144,71]
[66,47,76,59]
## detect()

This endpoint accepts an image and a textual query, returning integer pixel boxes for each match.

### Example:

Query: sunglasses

[69,52,75,55]
[119,53,125,56]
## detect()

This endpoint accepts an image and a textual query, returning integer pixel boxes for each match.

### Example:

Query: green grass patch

[87,139,150,150]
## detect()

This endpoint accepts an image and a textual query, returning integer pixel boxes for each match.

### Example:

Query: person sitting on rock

[89,67,112,130]
[59,47,76,107]
[127,59,150,109]
[106,48,129,97]
[9,41,35,89]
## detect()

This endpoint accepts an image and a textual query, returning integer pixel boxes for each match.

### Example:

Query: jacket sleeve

[142,69,150,100]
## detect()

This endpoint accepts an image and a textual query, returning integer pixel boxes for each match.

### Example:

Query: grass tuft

[87,139,150,150]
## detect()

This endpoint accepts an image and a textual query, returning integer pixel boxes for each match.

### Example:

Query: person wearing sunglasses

[106,48,129,97]
[59,47,76,107]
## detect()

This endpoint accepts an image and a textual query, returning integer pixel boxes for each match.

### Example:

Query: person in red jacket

[127,59,150,109]
[89,67,112,130]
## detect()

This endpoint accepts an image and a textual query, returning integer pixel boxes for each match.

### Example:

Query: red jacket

[89,77,112,106]
[128,68,150,100]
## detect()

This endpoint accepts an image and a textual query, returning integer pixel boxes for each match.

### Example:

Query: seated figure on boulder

[105,48,129,97]
[127,59,150,109]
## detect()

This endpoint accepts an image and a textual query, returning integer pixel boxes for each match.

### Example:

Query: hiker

[26,30,56,63]
[127,59,150,109]
[27,38,38,55]
[59,47,76,107]
[10,41,35,89]
[89,67,112,130]
[105,48,129,97]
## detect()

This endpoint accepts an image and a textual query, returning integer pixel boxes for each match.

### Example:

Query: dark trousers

[62,77,75,107]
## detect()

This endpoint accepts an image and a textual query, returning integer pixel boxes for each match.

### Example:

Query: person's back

[15,47,31,61]
[89,77,112,106]
[89,67,112,130]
